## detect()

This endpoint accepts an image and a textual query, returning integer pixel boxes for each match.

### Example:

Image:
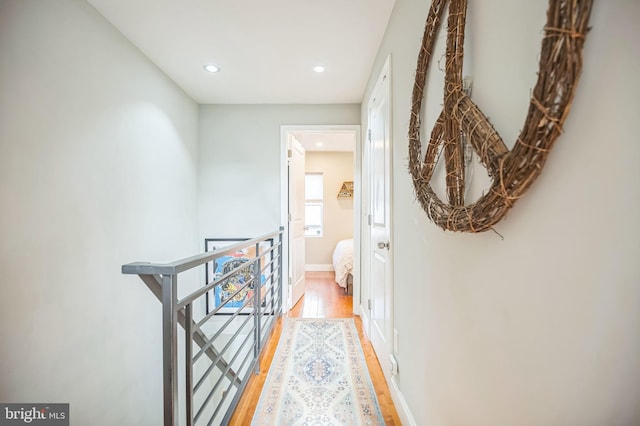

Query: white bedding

[332,239,353,288]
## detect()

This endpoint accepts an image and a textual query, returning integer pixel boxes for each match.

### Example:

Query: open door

[288,137,306,307]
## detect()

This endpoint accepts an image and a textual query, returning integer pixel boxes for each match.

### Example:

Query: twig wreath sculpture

[408,0,593,233]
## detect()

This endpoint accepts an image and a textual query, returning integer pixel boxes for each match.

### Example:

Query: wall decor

[204,238,272,314]
[408,0,593,233]
[337,181,354,198]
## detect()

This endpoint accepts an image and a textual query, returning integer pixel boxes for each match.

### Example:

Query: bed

[332,239,353,295]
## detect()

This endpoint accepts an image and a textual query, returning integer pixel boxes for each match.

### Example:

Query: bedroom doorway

[280,125,361,314]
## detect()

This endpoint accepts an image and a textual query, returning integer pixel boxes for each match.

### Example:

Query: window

[304,173,323,237]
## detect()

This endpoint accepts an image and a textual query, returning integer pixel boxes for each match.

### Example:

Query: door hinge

[288,213,292,222]
[287,149,292,158]
[367,214,372,226]
[368,129,372,141]
[368,299,372,310]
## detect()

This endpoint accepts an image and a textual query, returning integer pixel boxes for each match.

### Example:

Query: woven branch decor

[408,0,593,233]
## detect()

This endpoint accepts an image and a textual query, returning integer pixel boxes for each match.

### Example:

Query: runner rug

[251,318,385,425]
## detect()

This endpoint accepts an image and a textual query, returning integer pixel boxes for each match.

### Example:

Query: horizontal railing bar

[197,296,257,373]
[203,330,258,425]
[194,323,256,423]
[193,314,254,394]
[196,298,242,333]
[211,301,257,366]
[178,257,260,310]
[201,275,259,318]
[264,254,280,268]
[214,263,281,423]
[188,319,241,387]
[122,230,281,276]
[262,271,279,288]
[258,294,274,311]
[205,257,259,288]
[178,240,281,309]
[261,293,275,309]
[133,273,242,387]
[261,262,276,282]
[193,298,254,364]
[219,346,260,426]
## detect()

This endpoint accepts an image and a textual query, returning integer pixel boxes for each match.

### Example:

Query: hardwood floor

[230,271,401,425]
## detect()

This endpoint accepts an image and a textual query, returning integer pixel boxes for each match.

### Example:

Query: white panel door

[367,60,392,373]
[289,138,306,307]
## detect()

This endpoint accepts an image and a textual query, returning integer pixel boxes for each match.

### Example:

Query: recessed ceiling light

[316,141,324,147]
[313,65,325,73]
[203,64,220,73]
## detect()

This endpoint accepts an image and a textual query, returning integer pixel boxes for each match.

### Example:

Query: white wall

[0,1,199,424]
[362,1,640,425]
[305,151,354,267]
[198,104,360,242]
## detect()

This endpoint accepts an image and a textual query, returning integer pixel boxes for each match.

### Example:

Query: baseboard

[359,313,415,424]
[389,376,417,426]
[304,264,334,272]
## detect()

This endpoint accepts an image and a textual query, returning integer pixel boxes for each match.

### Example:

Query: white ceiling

[88,0,396,105]
[292,130,356,152]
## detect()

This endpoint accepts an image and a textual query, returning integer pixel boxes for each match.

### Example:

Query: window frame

[304,173,324,237]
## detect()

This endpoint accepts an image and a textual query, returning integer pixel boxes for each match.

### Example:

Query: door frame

[280,124,362,313]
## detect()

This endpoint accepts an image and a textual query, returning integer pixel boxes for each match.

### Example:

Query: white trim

[280,130,290,311]
[280,124,361,314]
[304,264,334,272]
[360,302,371,337]
[389,377,417,426]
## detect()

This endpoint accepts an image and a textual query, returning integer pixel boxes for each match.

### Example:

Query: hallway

[230,271,401,425]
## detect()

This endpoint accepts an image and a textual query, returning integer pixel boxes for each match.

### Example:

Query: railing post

[269,238,275,315]
[278,227,284,314]
[162,273,179,426]
[254,243,262,374]
[184,303,193,426]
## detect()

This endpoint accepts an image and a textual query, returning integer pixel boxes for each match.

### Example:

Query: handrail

[122,227,284,426]
[121,229,281,276]
[176,242,279,310]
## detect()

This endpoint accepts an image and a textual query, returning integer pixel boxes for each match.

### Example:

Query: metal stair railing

[122,228,284,426]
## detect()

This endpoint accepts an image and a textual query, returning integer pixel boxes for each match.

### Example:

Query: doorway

[280,125,361,314]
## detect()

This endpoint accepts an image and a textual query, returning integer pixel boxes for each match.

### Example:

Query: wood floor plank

[229,271,401,425]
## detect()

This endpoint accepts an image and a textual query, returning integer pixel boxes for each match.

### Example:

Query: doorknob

[377,241,390,250]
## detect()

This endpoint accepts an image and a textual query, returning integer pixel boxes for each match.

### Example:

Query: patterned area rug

[251,318,385,425]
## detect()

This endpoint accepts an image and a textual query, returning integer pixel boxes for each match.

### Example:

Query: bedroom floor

[291,271,353,317]
[229,271,401,425]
